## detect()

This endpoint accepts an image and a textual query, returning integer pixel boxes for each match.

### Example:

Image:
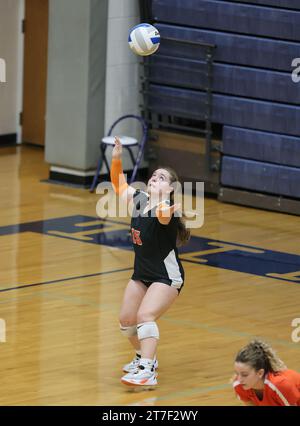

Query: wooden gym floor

[0,145,299,406]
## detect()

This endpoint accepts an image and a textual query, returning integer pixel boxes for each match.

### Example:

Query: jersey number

[131,228,142,246]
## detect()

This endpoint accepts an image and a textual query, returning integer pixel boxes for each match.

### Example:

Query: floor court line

[0,266,133,294]
[182,258,300,286]
[162,316,300,351]
[2,284,298,356]
[0,277,298,404]
[0,275,298,353]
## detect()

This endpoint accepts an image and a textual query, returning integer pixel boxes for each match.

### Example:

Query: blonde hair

[156,166,190,247]
[235,339,287,374]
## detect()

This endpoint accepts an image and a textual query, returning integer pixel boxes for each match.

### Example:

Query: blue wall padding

[149,57,299,105]
[221,156,300,198]
[223,126,300,167]
[153,0,300,42]
[156,24,300,72]
[228,0,300,10]
[148,84,300,136]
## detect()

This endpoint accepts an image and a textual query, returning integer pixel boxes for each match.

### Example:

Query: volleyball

[128,23,160,56]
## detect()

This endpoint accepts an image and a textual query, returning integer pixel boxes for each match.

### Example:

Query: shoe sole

[121,377,158,387]
[122,370,159,381]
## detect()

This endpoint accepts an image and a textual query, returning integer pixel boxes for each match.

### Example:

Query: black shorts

[132,276,183,294]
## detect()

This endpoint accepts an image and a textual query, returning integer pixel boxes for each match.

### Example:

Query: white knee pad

[119,324,137,338]
[137,321,160,340]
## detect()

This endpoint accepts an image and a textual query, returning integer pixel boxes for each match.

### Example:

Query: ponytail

[235,339,287,374]
[176,210,191,247]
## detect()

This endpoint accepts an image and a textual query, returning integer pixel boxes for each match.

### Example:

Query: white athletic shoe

[121,365,158,387]
[123,356,158,373]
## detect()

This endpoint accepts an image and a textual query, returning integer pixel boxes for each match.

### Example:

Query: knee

[119,315,137,338]
[136,309,155,324]
[119,314,136,328]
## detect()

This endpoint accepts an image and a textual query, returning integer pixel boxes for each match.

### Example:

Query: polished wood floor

[0,145,300,406]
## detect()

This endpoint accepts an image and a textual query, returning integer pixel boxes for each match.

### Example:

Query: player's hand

[112,136,122,159]
[156,201,181,218]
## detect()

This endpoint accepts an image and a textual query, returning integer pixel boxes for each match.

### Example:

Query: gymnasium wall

[45,0,144,177]
[101,0,142,174]
[147,0,300,211]
[0,0,144,180]
[0,0,21,138]
[45,0,108,173]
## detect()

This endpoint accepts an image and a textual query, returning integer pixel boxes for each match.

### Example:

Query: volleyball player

[110,137,190,387]
[233,339,300,406]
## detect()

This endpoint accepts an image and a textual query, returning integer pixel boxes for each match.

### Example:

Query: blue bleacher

[149,84,300,136]
[228,0,300,11]
[149,57,299,105]
[156,24,300,72]
[223,126,300,168]
[153,0,300,42]
[221,156,300,198]
[149,1,300,204]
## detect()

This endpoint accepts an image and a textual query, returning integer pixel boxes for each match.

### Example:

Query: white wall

[45,0,108,171]
[0,0,22,136]
[102,0,144,173]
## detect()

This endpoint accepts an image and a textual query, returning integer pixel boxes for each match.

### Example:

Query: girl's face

[234,362,265,390]
[147,169,173,197]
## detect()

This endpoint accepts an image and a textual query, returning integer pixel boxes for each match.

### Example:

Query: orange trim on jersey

[110,158,128,195]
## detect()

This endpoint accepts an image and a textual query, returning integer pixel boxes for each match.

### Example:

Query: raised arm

[110,137,135,203]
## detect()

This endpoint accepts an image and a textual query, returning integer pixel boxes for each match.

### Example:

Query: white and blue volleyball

[128,23,160,56]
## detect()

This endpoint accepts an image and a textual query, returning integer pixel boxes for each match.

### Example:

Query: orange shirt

[233,370,300,406]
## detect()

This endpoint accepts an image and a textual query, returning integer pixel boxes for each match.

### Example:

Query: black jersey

[130,190,184,291]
